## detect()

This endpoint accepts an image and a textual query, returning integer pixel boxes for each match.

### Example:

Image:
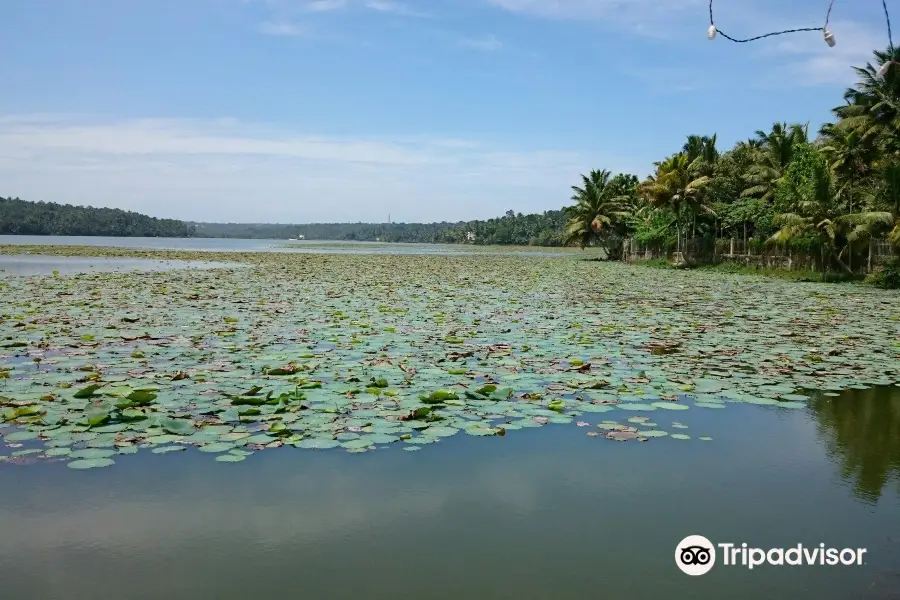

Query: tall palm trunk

[848,188,853,272]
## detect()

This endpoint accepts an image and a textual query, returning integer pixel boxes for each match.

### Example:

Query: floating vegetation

[1,246,899,468]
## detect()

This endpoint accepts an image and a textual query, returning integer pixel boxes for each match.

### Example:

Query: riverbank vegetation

[563,47,900,286]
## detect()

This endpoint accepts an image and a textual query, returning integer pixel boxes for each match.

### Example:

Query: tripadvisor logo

[675,535,868,576]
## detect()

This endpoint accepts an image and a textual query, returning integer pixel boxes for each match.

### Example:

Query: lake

[2,389,900,600]
[0,235,570,257]
[1,241,899,599]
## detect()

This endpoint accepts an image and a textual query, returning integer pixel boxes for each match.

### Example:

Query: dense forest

[192,210,566,245]
[0,197,195,238]
[564,46,900,281]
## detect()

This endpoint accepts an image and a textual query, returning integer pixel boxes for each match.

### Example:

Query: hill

[0,197,195,238]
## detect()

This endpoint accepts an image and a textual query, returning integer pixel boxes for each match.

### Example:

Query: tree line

[191,210,567,245]
[564,46,900,278]
[0,197,566,245]
[0,197,196,238]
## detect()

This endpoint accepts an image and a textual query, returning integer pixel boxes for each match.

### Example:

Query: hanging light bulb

[824,29,836,47]
[707,24,717,40]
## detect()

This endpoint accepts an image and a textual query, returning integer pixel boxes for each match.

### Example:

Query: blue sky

[0,0,894,223]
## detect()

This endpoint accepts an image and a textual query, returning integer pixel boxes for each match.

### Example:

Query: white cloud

[0,115,641,223]
[766,20,885,85]
[458,34,503,52]
[258,20,308,36]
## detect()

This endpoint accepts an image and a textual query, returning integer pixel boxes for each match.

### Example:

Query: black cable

[883,0,894,50]
[825,0,836,29]
[716,27,823,43]
[708,0,836,43]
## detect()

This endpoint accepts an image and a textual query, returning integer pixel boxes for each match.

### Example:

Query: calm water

[0,235,288,252]
[2,388,899,600]
[0,235,570,257]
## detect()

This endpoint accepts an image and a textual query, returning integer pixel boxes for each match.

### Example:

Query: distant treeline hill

[1,198,567,246]
[0,197,195,238]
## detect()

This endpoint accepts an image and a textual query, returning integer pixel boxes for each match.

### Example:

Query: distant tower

[388,213,391,224]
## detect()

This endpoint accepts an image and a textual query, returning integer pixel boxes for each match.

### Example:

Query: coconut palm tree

[769,145,891,273]
[833,46,900,157]
[741,122,808,204]
[819,122,876,210]
[683,134,719,177]
[862,160,900,246]
[768,166,846,272]
[639,153,712,250]
[564,169,634,253]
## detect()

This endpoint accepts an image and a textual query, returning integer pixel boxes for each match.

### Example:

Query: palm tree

[833,46,900,157]
[768,161,847,272]
[819,122,876,210]
[768,145,889,273]
[639,153,713,251]
[741,122,808,204]
[564,169,633,254]
[862,160,900,247]
[683,134,719,177]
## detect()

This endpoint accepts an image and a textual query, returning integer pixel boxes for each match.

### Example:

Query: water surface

[0,235,573,257]
[2,388,899,600]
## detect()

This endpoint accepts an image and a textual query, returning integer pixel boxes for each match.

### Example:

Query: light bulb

[824,29,835,47]
[707,25,717,40]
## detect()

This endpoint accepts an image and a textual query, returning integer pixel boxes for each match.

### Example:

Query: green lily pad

[638,430,668,438]
[69,448,116,460]
[67,458,115,469]
[295,438,340,450]
[4,430,39,442]
[651,402,689,411]
[215,454,246,463]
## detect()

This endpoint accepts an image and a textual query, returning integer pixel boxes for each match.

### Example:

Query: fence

[623,237,896,274]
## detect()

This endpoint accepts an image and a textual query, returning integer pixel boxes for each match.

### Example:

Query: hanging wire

[708,0,836,43]
[882,0,894,50]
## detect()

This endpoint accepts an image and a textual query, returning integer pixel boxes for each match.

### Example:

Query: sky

[0,0,895,224]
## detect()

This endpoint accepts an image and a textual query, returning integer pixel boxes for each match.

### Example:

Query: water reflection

[809,387,900,503]
[2,405,899,600]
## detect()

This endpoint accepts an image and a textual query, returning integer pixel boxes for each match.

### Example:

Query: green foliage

[564,170,636,255]
[866,258,900,289]
[630,208,676,249]
[557,45,900,283]
[0,197,194,237]
[774,143,830,214]
[193,210,567,246]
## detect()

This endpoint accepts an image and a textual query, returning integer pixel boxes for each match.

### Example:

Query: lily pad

[67,458,115,469]
[215,454,246,463]
[295,438,340,450]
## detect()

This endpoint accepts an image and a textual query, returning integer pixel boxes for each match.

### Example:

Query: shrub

[866,258,900,289]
